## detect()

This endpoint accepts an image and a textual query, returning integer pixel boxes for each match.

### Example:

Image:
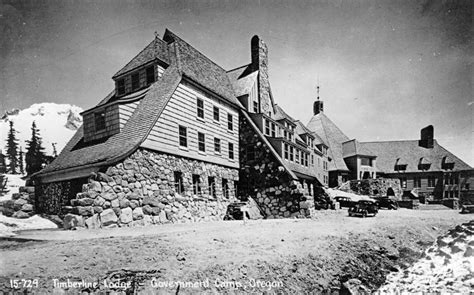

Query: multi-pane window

[146,66,155,85]
[284,143,289,160]
[228,114,233,131]
[290,146,294,161]
[311,155,314,165]
[222,179,229,199]
[214,138,221,153]
[414,177,421,188]
[95,111,106,131]
[253,101,258,113]
[265,120,270,135]
[117,79,125,95]
[295,149,300,164]
[174,171,184,194]
[213,106,220,121]
[271,123,276,137]
[228,142,234,159]
[246,146,255,160]
[198,132,205,152]
[178,125,187,147]
[197,98,204,119]
[208,177,216,197]
[192,174,201,195]
[131,73,140,90]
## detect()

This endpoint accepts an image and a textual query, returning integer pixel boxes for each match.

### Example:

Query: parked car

[460,205,474,214]
[376,197,399,210]
[348,200,378,217]
[315,196,335,210]
[334,196,355,208]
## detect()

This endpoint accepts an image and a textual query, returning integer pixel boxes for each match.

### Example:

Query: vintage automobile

[460,204,474,214]
[334,196,355,208]
[348,200,378,217]
[376,197,399,210]
[314,195,335,210]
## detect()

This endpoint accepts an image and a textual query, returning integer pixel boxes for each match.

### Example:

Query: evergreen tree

[0,150,6,174]
[52,142,58,158]
[0,174,8,195]
[25,121,46,175]
[18,147,25,175]
[5,121,19,174]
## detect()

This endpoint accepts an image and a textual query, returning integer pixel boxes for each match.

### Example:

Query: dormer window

[95,111,106,131]
[131,73,140,90]
[117,79,125,96]
[146,66,155,85]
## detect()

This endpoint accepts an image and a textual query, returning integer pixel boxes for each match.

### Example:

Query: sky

[0,0,472,165]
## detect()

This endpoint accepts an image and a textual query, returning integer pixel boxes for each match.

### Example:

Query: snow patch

[0,214,58,237]
[0,174,25,202]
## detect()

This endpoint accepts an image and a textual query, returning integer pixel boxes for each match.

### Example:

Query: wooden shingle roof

[360,140,471,173]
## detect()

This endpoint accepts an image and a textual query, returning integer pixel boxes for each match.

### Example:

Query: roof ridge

[112,39,157,78]
[227,63,251,73]
[361,139,419,144]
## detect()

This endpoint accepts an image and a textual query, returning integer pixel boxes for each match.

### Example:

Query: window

[196,98,204,119]
[95,111,106,131]
[284,143,289,160]
[361,157,372,166]
[198,132,205,152]
[117,79,125,95]
[290,146,294,161]
[400,177,407,189]
[265,120,270,135]
[208,177,216,197]
[146,66,155,85]
[174,171,184,194]
[131,72,140,90]
[213,106,219,121]
[414,177,421,188]
[253,101,258,113]
[246,146,255,161]
[271,123,276,137]
[304,153,308,167]
[311,155,314,166]
[466,183,470,190]
[192,175,201,195]
[228,114,233,131]
[214,138,221,153]
[228,142,234,160]
[222,179,229,199]
[295,149,300,164]
[428,176,436,188]
[179,125,187,147]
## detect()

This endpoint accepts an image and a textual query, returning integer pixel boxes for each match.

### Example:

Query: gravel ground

[0,209,471,293]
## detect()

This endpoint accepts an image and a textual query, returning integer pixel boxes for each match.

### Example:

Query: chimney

[419,125,434,148]
[251,36,272,115]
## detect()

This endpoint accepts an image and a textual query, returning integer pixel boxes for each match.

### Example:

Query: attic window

[117,79,125,95]
[146,66,155,85]
[131,73,140,90]
[95,111,106,131]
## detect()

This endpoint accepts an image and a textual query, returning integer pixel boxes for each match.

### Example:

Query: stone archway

[387,187,395,197]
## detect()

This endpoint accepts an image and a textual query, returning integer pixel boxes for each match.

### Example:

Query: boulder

[100,209,118,226]
[142,197,162,207]
[13,199,27,211]
[132,207,144,220]
[11,193,22,200]
[76,198,94,206]
[102,189,117,201]
[93,206,103,214]
[88,180,102,192]
[63,214,84,229]
[93,196,106,207]
[12,211,30,219]
[111,199,120,208]
[119,198,130,208]
[21,204,34,212]
[143,205,161,216]
[76,206,94,216]
[85,214,101,229]
[97,172,113,183]
[120,207,133,224]
[158,210,168,223]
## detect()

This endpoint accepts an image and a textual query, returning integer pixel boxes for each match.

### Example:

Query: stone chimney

[251,36,272,115]
[419,125,434,148]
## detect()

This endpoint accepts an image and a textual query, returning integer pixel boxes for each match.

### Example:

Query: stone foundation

[339,178,402,200]
[61,149,239,229]
[0,186,36,218]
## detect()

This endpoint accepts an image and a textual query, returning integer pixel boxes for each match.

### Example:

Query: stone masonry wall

[339,178,403,201]
[61,149,239,229]
[239,114,313,219]
[0,186,35,218]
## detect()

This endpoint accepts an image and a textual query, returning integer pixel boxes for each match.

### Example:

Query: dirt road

[0,209,471,293]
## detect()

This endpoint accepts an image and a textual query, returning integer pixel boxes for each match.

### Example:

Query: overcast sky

[0,0,472,165]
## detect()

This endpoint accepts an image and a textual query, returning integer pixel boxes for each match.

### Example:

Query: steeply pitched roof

[113,37,170,79]
[360,140,471,173]
[39,29,243,177]
[307,112,350,171]
[227,66,258,97]
[342,139,377,158]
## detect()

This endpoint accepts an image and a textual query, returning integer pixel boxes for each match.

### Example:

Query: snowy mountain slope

[0,103,83,156]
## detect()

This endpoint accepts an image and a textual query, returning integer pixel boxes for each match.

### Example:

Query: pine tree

[0,150,6,174]
[5,121,19,174]
[0,174,8,195]
[18,147,25,175]
[52,142,58,158]
[25,121,46,175]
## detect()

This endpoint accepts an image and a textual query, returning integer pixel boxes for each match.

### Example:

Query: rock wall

[239,114,313,219]
[61,149,239,229]
[0,186,36,218]
[339,178,402,200]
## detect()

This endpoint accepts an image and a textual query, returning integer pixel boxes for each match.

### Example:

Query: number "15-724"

[10,279,39,288]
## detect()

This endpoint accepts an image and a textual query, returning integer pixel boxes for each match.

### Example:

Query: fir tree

[5,121,19,174]
[25,121,46,175]
[52,142,58,158]
[0,174,8,195]
[18,147,25,175]
[0,150,6,174]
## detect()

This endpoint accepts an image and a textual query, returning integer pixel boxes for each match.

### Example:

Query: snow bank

[0,174,25,202]
[0,214,58,237]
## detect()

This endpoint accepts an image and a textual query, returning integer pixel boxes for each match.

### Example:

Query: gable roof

[360,140,471,173]
[113,37,170,79]
[342,139,377,158]
[38,30,242,178]
[227,66,258,97]
[307,112,350,171]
